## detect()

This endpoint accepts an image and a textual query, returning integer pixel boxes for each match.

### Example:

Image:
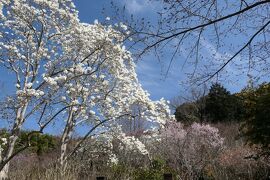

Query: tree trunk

[60,109,75,175]
[0,165,8,180]
[0,104,28,179]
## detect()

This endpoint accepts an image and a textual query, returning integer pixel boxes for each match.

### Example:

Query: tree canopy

[239,82,270,156]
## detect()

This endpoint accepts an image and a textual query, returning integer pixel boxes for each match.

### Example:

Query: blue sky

[72,0,253,101]
[0,0,255,103]
[0,0,266,135]
[72,0,184,101]
[72,0,190,101]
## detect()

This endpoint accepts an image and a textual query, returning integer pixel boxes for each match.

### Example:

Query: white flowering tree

[0,0,172,178]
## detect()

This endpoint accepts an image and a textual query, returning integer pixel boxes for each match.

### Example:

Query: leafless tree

[171,85,208,123]
[118,0,270,84]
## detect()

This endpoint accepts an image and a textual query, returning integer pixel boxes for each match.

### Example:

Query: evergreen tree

[241,82,270,156]
[16,131,57,156]
[205,83,233,122]
[174,102,199,124]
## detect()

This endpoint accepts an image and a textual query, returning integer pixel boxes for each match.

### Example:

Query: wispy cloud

[193,35,249,91]
[119,0,160,14]
[136,53,185,100]
[126,0,146,13]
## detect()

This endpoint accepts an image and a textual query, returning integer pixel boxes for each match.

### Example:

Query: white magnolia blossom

[119,133,149,155]
[109,153,118,164]
[119,22,128,31]
[0,0,172,122]
[0,138,7,145]
[93,126,150,165]
[0,2,3,18]
[0,0,173,175]
[0,138,7,157]
[16,89,44,99]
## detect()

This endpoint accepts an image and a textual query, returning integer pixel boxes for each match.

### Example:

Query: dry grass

[7,122,270,180]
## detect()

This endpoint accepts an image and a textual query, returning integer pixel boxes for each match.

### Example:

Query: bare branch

[201,20,270,84]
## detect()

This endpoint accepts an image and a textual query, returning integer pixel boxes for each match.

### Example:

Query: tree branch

[141,0,270,54]
[201,20,270,84]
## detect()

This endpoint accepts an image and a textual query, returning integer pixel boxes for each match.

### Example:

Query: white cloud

[135,53,184,100]
[120,0,160,14]
[127,0,145,13]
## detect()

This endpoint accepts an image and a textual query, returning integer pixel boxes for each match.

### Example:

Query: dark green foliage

[205,83,241,122]
[17,131,57,155]
[205,83,231,122]
[240,83,270,155]
[174,83,244,124]
[174,96,207,123]
[133,157,176,180]
[0,130,57,156]
[230,94,245,120]
[253,93,270,147]
[174,102,199,123]
[0,129,9,137]
[104,157,176,180]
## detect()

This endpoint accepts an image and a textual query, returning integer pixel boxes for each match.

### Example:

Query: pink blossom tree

[157,121,224,178]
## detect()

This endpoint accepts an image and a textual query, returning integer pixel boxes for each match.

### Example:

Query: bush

[240,82,270,156]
